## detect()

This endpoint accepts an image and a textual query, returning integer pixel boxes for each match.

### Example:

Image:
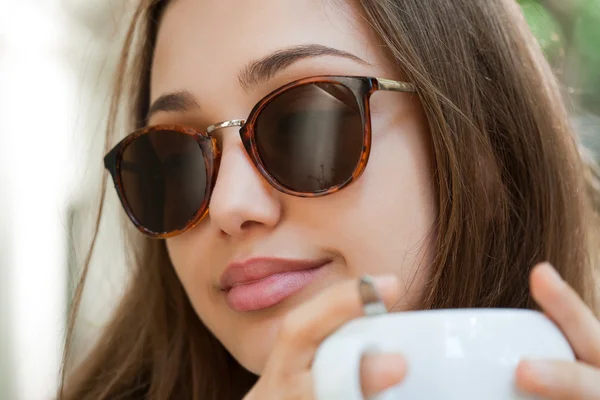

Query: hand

[243,275,407,400]
[516,262,600,399]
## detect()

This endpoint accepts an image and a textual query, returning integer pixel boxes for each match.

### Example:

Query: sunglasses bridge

[206,118,246,135]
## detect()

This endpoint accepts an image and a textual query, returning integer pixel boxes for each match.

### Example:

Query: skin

[516,263,600,400]
[149,0,600,398]
[153,0,435,376]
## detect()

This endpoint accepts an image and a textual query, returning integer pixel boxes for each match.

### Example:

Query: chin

[223,312,285,375]
[230,334,274,375]
[216,276,338,375]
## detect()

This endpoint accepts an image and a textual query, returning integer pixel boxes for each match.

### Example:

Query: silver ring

[359,275,388,316]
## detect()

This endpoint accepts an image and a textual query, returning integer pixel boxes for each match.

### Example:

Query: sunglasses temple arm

[376,78,417,93]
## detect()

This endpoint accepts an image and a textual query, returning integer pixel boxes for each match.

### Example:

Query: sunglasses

[104,75,417,238]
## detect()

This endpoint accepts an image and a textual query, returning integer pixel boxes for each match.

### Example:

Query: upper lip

[219,257,331,290]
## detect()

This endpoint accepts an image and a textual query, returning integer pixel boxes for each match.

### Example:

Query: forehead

[151,0,381,110]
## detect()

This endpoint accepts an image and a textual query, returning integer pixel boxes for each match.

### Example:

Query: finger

[360,353,406,398]
[271,274,400,372]
[243,371,314,400]
[530,262,600,366]
[516,360,600,400]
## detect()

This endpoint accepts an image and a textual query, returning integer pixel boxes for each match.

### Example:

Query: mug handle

[312,335,382,400]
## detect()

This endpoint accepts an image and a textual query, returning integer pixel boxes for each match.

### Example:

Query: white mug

[312,309,574,400]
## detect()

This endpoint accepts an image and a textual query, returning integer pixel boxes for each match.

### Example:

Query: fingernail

[521,360,556,387]
[372,353,406,374]
[538,262,564,288]
[373,274,399,291]
[361,352,406,399]
[363,352,406,381]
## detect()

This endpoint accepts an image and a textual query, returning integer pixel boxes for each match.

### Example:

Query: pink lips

[220,258,330,312]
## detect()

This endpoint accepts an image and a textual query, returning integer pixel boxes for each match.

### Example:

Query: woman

[59,0,600,399]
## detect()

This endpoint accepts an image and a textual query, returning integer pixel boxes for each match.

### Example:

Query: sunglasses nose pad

[208,136,221,189]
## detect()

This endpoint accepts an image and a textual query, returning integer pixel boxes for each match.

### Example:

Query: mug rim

[337,308,552,333]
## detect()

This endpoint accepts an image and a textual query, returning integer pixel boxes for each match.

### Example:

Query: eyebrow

[147,44,368,120]
[147,90,200,117]
[238,44,369,91]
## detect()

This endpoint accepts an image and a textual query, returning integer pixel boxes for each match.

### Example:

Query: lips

[220,258,331,312]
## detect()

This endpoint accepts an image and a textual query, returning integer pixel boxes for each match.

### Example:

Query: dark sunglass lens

[119,130,208,234]
[255,82,363,193]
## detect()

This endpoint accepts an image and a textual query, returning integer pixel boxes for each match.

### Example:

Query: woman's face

[152,0,436,374]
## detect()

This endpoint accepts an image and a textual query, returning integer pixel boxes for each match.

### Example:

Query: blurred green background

[519,0,600,157]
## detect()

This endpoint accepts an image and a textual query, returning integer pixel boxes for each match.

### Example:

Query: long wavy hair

[59,0,600,399]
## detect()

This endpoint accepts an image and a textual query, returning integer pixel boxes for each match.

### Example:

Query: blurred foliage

[519,0,600,157]
[573,1,600,111]
[519,0,600,113]
[520,1,566,60]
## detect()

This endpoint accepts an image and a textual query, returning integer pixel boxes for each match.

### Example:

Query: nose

[208,127,282,237]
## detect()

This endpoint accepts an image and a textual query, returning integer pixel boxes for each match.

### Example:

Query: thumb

[360,353,407,398]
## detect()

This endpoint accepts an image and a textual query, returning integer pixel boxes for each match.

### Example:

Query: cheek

[165,228,218,307]
[332,106,436,306]
[367,112,435,240]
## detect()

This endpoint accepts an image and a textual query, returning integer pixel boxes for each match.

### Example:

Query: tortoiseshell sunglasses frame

[104,75,417,238]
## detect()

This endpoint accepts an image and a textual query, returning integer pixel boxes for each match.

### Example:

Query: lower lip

[224,266,327,312]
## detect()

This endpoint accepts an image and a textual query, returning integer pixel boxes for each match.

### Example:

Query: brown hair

[59,0,600,398]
